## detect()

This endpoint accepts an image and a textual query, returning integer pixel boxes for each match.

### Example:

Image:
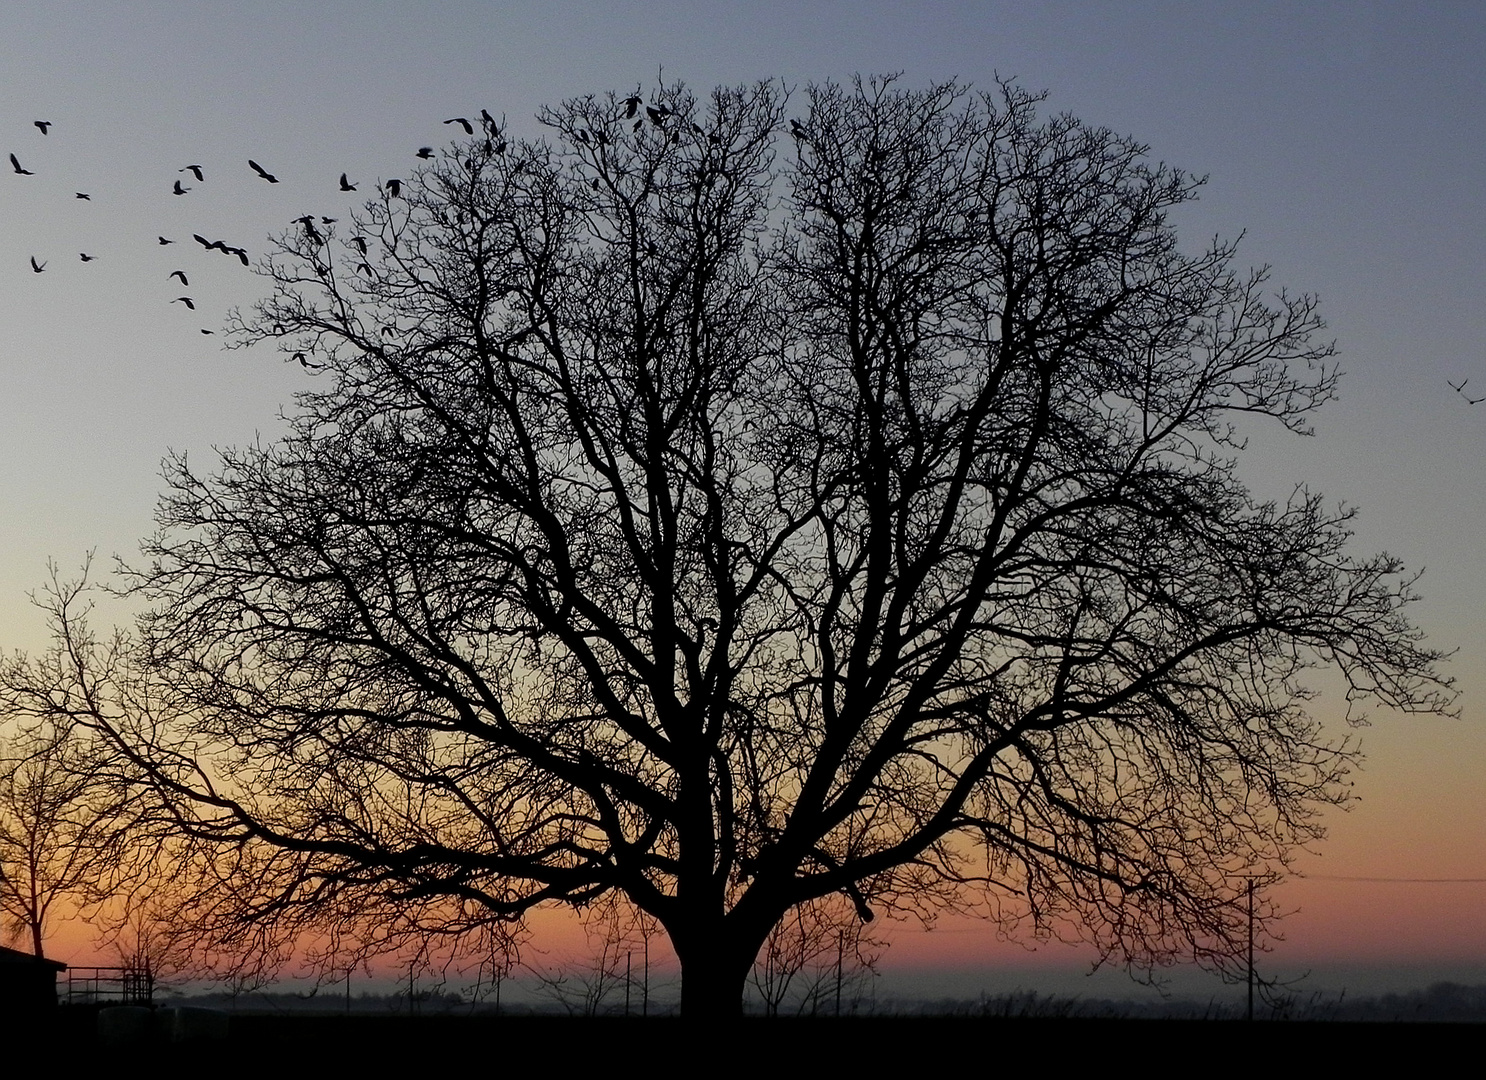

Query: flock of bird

[6,112,505,340]
[12,111,1480,405]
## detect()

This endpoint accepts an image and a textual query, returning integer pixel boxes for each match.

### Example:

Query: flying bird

[339,172,356,191]
[294,215,323,243]
[646,106,667,127]
[248,159,279,183]
[350,236,368,254]
[384,178,402,198]
[158,236,175,245]
[169,270,189,285]
[200,329,214,335]
[10,153,33,175]
[181,165,204,181]
[1448,378,1485,405]
[226,245,249,266]
[79,253,96,262]
[416,147,434,159]
[33,121,51,135]
[623,95,641,119]
[172,296,196,310]
[173,179,191,195]
[29,256,45,273]
[193,233,220,250]
[75,192,90,200]
[444,117,474,135]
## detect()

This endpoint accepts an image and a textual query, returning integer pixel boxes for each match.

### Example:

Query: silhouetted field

[35,1009,1486,1071]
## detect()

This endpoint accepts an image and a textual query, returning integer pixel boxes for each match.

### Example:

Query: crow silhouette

[1448,378,1485,405]
[170,270,189,285]
[173,179,191,195]
[10,153,33,175]
[385,178,402,198]
[416,147,434,159]
[34,121,51,135]
[79,253,96,262]
[481,108,497,133]
[172,296,196,310]
[294,215,323,243]
[75,192,90,200]
[29,256,45,273]
[159,236,175,245]
[350,236,368,254]
[623,95,641,119]
[445,117,474,135]
[248,159,279,183]
[181,165,205,181]
[339,172,356,191]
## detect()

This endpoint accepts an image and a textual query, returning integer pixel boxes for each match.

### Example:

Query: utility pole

[643,934,649,1017]
[835,929,844,1017]
[1247,878,1255,1022]
[625,952,632,1017]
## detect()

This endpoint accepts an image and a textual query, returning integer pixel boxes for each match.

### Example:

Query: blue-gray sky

[3,1,1484,994]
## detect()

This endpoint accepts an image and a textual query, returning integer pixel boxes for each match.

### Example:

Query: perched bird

[181,165,204,181]
[248,159,279,183]
[385,178,402,198]
[481,108,497,133]
[33,121,51,135]
[790,119,808,139]
[416,147,434,159]
[29,256,45,273]
[172,296,196,310]
[10,153,33,175]
[646,106,667,127]
[158,235,175,245]
[169,270,189,285]
[75,192,90,200]
[173,179,191,195]
[444,117,474,135]
[339,172,356,191]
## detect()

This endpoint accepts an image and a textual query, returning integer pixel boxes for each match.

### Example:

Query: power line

[1304,874,1486,883]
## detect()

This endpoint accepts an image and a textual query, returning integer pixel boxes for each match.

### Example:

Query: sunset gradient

[3,2,1484,1001]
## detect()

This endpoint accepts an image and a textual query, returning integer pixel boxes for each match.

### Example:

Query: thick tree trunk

[673,927,763,1019]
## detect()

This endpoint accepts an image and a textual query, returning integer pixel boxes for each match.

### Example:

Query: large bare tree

[3,76,1450,1015]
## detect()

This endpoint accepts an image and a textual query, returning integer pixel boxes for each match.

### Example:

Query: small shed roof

[0,945,67,971]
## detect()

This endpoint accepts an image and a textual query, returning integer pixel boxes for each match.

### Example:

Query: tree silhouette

[0,715,123,957]
[2,76,1451,1016]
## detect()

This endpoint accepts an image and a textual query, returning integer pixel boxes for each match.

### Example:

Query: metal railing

[65,965,154,1005]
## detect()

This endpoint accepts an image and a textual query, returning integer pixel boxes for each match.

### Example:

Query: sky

[2,1,1484,1003]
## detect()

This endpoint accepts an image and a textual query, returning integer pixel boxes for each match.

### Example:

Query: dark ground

[18,1009,1484,1071]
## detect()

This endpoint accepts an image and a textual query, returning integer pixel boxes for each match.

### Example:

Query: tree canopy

[1,76,1451,1015]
